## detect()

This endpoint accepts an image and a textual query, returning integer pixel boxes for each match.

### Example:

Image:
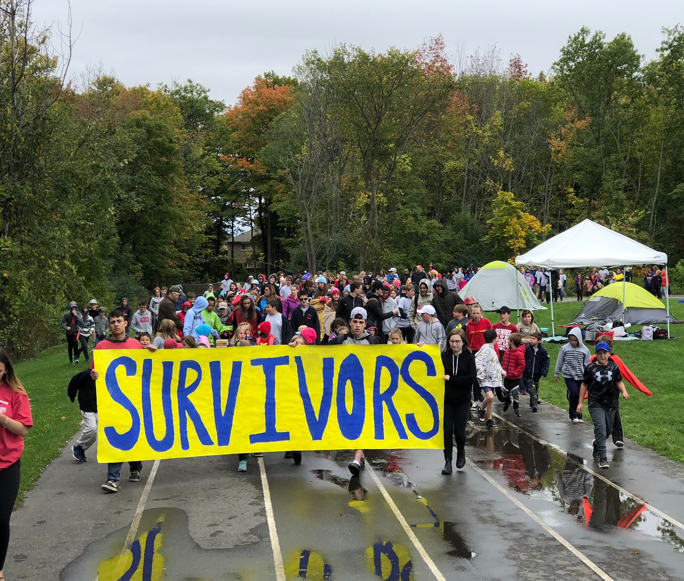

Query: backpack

[640,325,654,341]
[653,328,669,340]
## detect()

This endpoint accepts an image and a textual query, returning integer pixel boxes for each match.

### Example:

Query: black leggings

[66,333,79,361]
[0,459,21,570]
[443,400,470,460]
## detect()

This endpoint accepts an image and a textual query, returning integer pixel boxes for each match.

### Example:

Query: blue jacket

[183,297,217,340]
[524,343,550,379]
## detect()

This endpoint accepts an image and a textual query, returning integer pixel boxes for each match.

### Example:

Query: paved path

[7,399,684,581]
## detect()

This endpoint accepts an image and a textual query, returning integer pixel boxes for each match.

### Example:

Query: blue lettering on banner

[373,356,408,440]
[296,356,334,441]
[336,354,366,440]
[142,360,175,452]
[177,360,214,450]
[104,356,141,451]
[250,356,291,444]
[400,351,439,440]
[210,360,242,446]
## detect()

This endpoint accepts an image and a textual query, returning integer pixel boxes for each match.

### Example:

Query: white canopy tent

[515,219,669,338]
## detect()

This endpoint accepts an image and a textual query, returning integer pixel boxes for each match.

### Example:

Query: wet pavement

[6,399,684,581]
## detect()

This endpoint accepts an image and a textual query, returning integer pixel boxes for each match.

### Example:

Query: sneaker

[348,461,361,477]
[252,452,264,457]
[284,451,293,459]
[514,407,521,417]
[532,406,538,413]
[486,419,497,429]
[614,440,624,448]
[128,470,142,482]
[470,402,479,410]
[101,480,120,493]
[292,452,302,465]
[238,460,248,472]
[503,400,511,413]
[74,359,80,364]
[477,408,486,423]
[599,459,609,470]
[519,391,528,396]
[72,445,87,462]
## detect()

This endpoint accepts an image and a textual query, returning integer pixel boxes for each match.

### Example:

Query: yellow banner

[95,345,444,463]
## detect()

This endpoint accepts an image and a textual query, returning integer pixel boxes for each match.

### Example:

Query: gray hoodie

[554,328,591,380]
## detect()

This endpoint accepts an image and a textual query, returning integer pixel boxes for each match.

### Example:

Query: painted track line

[493,412,684,533]
[367,463,447,581]
[113,458,161,578]
[258,456,287,581]
[468,460,615,581]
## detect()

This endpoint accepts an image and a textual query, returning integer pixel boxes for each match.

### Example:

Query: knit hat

[168,285,182,294]
[316,275,327,283]
[257,321,271,335]
[198,336,211,348]
[300,327,317,344]
[196,324,212,337]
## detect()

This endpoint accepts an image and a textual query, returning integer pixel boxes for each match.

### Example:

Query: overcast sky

[34,0,681,107]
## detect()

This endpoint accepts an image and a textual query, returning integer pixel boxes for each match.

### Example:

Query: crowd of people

[0,264,655,579]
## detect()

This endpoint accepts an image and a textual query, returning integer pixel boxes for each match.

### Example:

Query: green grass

[483,298,684,463]
[14,346,84,502]
[11,299,684,504]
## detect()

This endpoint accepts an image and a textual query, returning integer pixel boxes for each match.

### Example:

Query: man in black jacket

[61,301,83,363]
[412,265,427,284]
[432,279,463,328]
[336,281,364,324]
[68,369,97,462]
[365,281,399,342]
[290,291,321,343]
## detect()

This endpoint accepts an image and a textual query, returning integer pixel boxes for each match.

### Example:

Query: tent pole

[549,271,556,339]
[622,266,626,325]
[515,265,520,323]
[665,261,671,339]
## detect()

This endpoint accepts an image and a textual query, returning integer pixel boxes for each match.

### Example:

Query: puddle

[467,426,684,553]
[60,507,273,580]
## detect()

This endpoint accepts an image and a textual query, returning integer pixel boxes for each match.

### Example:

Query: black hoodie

[432,279,463,328]
[441,349,476,405]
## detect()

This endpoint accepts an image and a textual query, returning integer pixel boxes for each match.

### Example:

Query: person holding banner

[328,307,380,476]
[89,309,148,493]
[441,329,476,474]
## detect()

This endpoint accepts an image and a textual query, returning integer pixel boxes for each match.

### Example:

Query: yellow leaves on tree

[484,191,551,262]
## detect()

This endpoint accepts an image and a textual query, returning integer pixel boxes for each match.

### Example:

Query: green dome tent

[458,261,546,311]
[572,282,677,325]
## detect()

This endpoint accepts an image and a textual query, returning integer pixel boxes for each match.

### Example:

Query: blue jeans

[107,461,143,482]
[564,378,583,420]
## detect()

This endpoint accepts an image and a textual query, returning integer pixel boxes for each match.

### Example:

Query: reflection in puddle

[467,427,684,553]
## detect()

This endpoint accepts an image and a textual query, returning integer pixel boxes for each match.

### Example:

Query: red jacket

[467,318,493,352]
[502,345,526,380]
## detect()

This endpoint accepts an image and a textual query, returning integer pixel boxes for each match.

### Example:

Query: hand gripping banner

[95,344,444,463]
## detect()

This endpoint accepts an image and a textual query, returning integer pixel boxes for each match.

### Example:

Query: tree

[484,191,551,261]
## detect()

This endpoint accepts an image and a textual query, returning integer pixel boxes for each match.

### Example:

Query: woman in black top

[441,328,477,474]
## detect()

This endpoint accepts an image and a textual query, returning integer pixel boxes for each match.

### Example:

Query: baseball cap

[350,307,367,320]
[418,305,436,316]
[168,285,182,294]
[68,301,78,308]
[300,327,317,344]
[218,302,228,310]
[463,296,477,305]
[98,307,106,312]
[595,341,611,353]
[339,271,346,276]
[496,306,511,314]
[89,299,98,305]
[163,338,181,349]
[389,267,397,273]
